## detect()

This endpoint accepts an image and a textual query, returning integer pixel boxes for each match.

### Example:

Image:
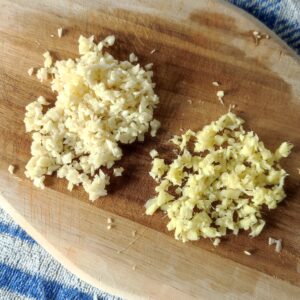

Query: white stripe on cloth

[0,208,15,226]
[0,288,35,300]
[0,232,105,297]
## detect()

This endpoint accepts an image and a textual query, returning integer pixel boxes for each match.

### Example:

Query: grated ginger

[145,112,292,243]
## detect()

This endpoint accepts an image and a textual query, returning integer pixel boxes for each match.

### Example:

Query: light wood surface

[0,0,299,299]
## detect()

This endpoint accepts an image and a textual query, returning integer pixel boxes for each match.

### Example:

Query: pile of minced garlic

[145,112,293,243]
[24,35,160,201]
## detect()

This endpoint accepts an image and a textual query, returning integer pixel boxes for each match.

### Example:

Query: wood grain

[0,0,299,298]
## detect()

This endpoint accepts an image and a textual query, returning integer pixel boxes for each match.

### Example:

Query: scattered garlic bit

[228,104,236,112]
[107,217,113,224]
[57,27,63,38]
[8,165,15,174]
[129,52,138,63]
[268,237,276,245]
[275,142,293,159]
[149,149,158,159]
[103,35,115,47]
[131,230,137,237]
[269,237,283,252]
[150,119,161,137]
[50,34,54,38]
[213,238,220,247]
[27,67,34,76]
[150,49,156,54]
[187,99,192,104]
[252,31,270,45]
[43,51,52,68]
[24,35,160,200]
[132,265,136,271]
[33,176,45,189]
[212,81,220,87]
[216,90,225,105]
[113,167,124,177]
[107,224,112,230]
[36,67,48,82]
[145,112,292,243]
[275,239,282,253]
[145,63,153,70]
[253,31,261,45]
[244,250,252,256]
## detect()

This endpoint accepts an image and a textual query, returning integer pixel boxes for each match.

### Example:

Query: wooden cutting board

[0,0,299,298]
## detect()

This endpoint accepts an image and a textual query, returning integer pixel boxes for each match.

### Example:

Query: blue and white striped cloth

[1,1,299,299]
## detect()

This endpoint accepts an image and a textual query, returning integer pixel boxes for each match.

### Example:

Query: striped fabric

[228,0,300,54]
[0,1,299,299]
[0,208,119,300]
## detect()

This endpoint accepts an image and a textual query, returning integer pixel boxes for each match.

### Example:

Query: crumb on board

[213,238,220,247]
[252,30,270,45]
[212,81,220,86]
[145,63,153,70]
[149,149,158,159]
[187,99,192,104]
[107,217,113,224]
[129,53,138,63]
[57,27,63,38]
[216,90,225,105]
[268,237,276,245]
[228,104,236,112]
[268,237,282,253]
[150,49,157,54]
[113,167,124,177]
[107,224,112,230]
[244,250,252,256]
[27,68,34,76]
[132,265,137,271]
[50,34,54,38]
[8,165,15,174]
[275,239,282,253]
[131,230,137,237]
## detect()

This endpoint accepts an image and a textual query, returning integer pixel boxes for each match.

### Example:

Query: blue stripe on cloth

[0,222,35,243]
[0,263,93,300]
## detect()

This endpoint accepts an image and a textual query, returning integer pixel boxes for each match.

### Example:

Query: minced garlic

[113,167,124,177]
[57,27,63,38]
[129,53,138,63]
[24,35,159,201]
[28,67,34,76]
[216,90,224,105]
[149,149,158,159]
[145,112,292,243]
[8,165,15,174]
